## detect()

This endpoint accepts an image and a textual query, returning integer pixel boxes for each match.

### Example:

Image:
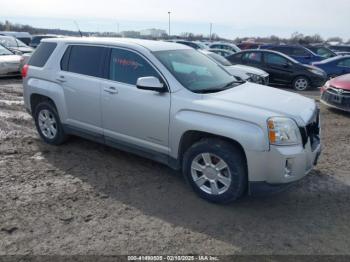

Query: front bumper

[310,75,327,88]
[321,88,350,112]
[247,141,321,196]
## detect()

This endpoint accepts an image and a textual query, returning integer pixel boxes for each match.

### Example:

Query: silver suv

[23,38,321,203]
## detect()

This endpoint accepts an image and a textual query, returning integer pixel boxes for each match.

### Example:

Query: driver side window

[109,48,161,85]
[265,53,289,66]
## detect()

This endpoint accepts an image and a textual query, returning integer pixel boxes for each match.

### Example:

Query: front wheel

[293,76,310,91]
[182,139,247,203]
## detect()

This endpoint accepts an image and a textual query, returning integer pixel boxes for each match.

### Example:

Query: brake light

[22,64,29,78]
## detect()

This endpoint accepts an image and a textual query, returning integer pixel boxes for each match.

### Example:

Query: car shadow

[41,136,350,254]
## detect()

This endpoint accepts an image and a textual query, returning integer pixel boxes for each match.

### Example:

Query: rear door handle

[104,86,118,94]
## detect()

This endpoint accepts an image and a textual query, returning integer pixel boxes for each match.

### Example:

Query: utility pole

[210,23,213,41]
[168,11,171,37]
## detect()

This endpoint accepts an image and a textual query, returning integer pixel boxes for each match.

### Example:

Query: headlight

[308,68,324,76]
[324,80,330,88]
[246,73,262,84]
[267,117,301,146]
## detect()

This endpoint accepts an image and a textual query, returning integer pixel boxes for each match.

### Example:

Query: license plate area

[332,94,343,104]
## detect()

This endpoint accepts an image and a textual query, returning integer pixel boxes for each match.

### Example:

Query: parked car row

[0,44,21,77]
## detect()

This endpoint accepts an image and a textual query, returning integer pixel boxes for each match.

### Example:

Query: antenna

[74,20,83,37]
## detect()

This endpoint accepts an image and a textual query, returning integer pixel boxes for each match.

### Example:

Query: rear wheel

[182,139,247,203]
[293,76,310,91]
[34,101,68,145]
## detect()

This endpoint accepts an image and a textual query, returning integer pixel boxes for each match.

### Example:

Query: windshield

[207,52,232,66]
[0,45,13,55]
[0,36,18,47]
[16,38,28,47]
[309,46,336,58]
[154,49,239,93]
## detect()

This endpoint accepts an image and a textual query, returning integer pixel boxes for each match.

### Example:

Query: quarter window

[29,42,57,67]
[109,48,161,85]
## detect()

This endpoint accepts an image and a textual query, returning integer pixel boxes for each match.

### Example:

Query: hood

[0,54,21,64]
[329,74,350,90]
[204,83,316,125]
[230,64,268,76]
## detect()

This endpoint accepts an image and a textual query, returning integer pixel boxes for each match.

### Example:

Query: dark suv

[259,45,324,64]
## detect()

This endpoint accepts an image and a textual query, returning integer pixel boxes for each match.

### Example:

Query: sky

[1,0,349,40]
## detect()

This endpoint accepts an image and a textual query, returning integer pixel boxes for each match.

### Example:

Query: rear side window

[61,45,107,78]
[109,48,160,85]
[28,42,57,67]
[242,52,262,63]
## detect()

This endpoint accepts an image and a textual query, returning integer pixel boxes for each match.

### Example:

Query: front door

[101,47,171,155]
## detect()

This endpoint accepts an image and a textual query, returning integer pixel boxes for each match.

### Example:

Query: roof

[42,37,191,52]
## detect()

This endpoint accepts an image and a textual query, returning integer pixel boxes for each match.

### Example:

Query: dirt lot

[0,78,349,255]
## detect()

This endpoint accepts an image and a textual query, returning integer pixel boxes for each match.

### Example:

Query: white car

[0,44,21,77]
[200,50,269,85]
[209,42,241,53]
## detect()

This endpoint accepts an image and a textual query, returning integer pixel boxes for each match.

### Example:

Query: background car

[209,42,241,53]
[0,44,21,77]
[237,42,262,50]
[227,49,327,90]
[0,31,32,45]
[169,40,206,50]
[312,56,350,78]
[259,44,324,64]
[199,49,269,85]
[208,48,235,57]
[328,45,350,54]
[0,35,33,54]
[304,45,337,59]
[30,34,63,48]
[321,73,350,112]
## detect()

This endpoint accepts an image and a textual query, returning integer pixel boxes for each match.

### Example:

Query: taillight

[22,64,29,78]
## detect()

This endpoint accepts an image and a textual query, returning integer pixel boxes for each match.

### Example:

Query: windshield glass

[207,52,232,66]
[16,38,28,47]
[309,46,335,58]
[154,49,239,93]
[0,36,18,48]
[0,45,13,55]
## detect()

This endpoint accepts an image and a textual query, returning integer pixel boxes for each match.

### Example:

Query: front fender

[169,110,268,159]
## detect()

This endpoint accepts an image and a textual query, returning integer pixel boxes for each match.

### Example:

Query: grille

[263,76,269,85]
[321,88,350,110]
[299,109,320,151]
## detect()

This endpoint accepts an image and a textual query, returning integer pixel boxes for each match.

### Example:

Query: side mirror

[136,76,166,92]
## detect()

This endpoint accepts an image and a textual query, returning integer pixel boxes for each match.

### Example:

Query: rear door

[262,52,294,84]
[100,47,171,154]
[58,45,108,135]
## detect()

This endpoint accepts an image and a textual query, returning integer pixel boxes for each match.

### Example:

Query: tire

[34,101,68,145]
[182,138,247,203]
[292,76,310,91]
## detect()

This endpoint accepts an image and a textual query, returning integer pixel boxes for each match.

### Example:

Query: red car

[321,74,350,112]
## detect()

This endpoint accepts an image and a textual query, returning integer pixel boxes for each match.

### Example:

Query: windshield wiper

[194,81,244,94]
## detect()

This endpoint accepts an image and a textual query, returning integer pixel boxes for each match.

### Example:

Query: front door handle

[56,75,66,83]
[104,86,118,94]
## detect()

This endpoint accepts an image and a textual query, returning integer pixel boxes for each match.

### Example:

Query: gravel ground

[0,78,349,255]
